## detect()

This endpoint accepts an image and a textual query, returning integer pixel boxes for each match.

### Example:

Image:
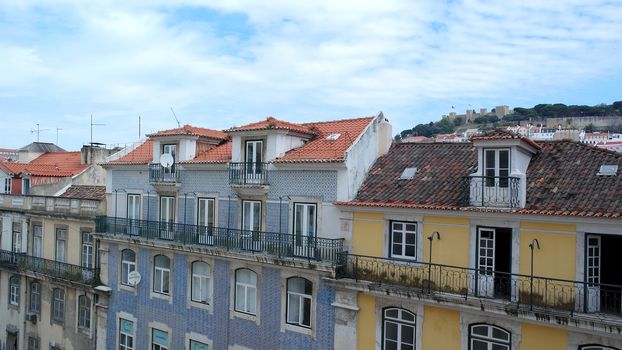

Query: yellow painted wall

[352,212,385,257]
[520,323,567,350]
[422,306,461,350]
[357,293,376,350]
[519,221,576,280]
[422,216,470,267]
[37,217,94,265]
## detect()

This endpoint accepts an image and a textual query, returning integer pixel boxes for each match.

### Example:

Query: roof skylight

[326,133,341,141]
[399,167,417,180]
[597,165,618,176]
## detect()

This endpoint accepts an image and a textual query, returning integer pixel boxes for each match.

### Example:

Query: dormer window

[484,149,510,188]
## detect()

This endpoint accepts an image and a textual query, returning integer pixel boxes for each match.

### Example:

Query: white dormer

[468,131,540,208]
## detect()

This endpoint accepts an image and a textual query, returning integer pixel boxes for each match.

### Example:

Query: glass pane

[152,329,168,346]
[405,245,415,257]
[198,200,206,226]
[295,205,303,236]
[385,322,398,340]
[288,277,306,294]
[485,150,495,168]
[120,319,133,333]
[252,202,260,230]
[392,244,402,256]
[385,308,399,318]
[499,150,509,169]
[401,310,415,322]
[288,295,300,323]
[472,325,488,336]
[492,327,509,341]
[307,205,316,236]
[405,233,416,244]
[492,344,509,350]
[385,340,398,350]
[405,224,416,232]
[393,222,402,231]
[190,341,209,350]
[302,297,311,326]
[393,232,402,243]
[247,287,256,314]
[235,285,245,310]
[237,269,256,284]
[472,339,488,350]
[401,325,414,343]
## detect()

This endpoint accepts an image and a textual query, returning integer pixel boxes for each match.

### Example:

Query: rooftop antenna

[170,107,181,128]
[30,124,51,142]
[138,116,141,138]
[90,114,105,145]
[56,128,63,145]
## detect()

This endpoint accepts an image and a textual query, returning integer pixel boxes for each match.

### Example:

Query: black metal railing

[96,216,343,263]
[336,253,622,317]
[149,163,181,183]
[229,162,269,185]
[0,250,100,286]
[461,176,520,208]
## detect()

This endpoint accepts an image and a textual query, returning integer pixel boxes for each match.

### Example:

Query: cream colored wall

[352,212,384,257]
[357,293,376,350]
[37,217,94,265]
[421,306,461,350]
[520,322,567,350]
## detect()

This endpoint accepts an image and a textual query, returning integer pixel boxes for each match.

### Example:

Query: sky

[0,0,621,150]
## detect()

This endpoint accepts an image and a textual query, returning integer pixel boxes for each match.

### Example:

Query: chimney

[81,145,114,165]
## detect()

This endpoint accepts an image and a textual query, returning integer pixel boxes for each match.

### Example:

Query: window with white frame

[191,261,211,304]
[30,282,41,314]
[484,149,510,188]
[127,194,141,220]
[189,339,209,350]
[27,336,39,350]
[78,295,91,329]
[390,221,417,260]
[81,231,94,269]
[383,307,416,350]
[119,318,134,350]
[32,224,42,257]
[22,178,30,195]
[121,249,136,286]
[234,268,257,315]
[4,177,11,194]
[12,221,22,252]
[52,288,65,322]
[153,255,171,295]
[55,228,67,262]
[469,324,511,350]
[293,203,317,241]
[286,277,313,328]
[197,197,215,228]
[9,275,19,306]
[151,328,169,350]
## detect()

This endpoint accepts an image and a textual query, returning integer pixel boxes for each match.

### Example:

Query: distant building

[402,135,433,143]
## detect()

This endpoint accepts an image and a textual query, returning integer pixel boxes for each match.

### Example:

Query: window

[32,224,42,258]
[469,324,510,350]
[12,221,22,252]
[22,178,30,195]
[151,328,169,350]
[234,269,257,315]
[383,308,416,350]
[121,249,136,286]
[197,197,215,228]
[4,177,11,194]
[153,255,170,295]
[127,194,141,220]
[55,228,67,262]
[78,295,91,329]
[30,282,41,314]
[9,276,20,306]
[293,203,317,242]
[189,340,209,350]
[191,261,211,304]
[241,200,261,232]
[27,336,39,350]
[119,318,134,350]
[390,221,417,260]
[286,277,312,328]
[52,288,65,322]
[484,149,510,187]
[82,231,94,269]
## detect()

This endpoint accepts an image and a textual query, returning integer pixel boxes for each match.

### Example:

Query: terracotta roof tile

[147,125,228,140]
[0,152,88,177]
[184,141,232,164]
[471,128,541,150]
[227,117,316,136]
[60,185,106,200]
[107,140,153,165]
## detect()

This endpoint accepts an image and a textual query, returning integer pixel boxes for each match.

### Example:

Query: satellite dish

[128,271,141,286]
[159,153,174,168]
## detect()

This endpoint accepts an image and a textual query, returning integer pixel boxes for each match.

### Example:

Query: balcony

[0,250,100,286]
[462,175,520,208]
[336,253,622,320]
[0,194,104,217]
[149,163,181,184]
[95,216,344,264]
[229,162,269,186]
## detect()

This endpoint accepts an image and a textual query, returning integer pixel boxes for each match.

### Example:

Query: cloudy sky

[1,0,621,150]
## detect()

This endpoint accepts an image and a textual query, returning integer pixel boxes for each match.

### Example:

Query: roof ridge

[301,115,374,126]
[539,139,622,157]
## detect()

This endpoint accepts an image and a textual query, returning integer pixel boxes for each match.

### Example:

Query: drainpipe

[529,239,540,311]
[427,231,440,292]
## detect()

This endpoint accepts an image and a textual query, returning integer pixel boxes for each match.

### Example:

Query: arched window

[9,276,20,306]
[153,255,170,294]
[234,268,257,315]
[191,261,211,303]
[30,282,41,314]
[469,324,511,350]
[78,295,91,329]
[52,288,65,322]
[286,277,313,328]
[121,249,136,286]
[580,346,622,350]
[383,307,416,350]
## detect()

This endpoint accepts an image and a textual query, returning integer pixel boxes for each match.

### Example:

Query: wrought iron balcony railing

[336,253,622,318]
[461,175,520,208]
[96,216,343,263]
[149,163,181,184]
[0,250,100,286]
[229,162,269,185]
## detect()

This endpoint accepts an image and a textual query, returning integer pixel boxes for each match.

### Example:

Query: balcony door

[586,235,601,312]
[483,149,510,205]
[241,200,261,251]
[162,144,177,179]
[197,197,215,245]
[245,140,263,183]
[585,234,622,314]
[159,196,175,240]
[293,203,317,258]
[127,194,141,235]
[476,227,511,299]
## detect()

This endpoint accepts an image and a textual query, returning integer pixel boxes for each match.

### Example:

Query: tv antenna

[170,107,181,128]
[90,114,105,145]
[30,124,51,142]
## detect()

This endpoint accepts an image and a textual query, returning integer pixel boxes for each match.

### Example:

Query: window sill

[119,283,136,293]
[231,310,259,325]
[189,300,212,312]
[150,291,172,303]
[284,323,313,336]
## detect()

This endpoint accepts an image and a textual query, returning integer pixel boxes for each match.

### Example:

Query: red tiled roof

[227,117,316,136]
[184,141,232,164]
[147,125,228,140]
[471,129,541,150]
[0,152,88,177]
[339,140,622,219]
[273,117,374,163]
[60,185,106,200]
[107,140,154,165]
